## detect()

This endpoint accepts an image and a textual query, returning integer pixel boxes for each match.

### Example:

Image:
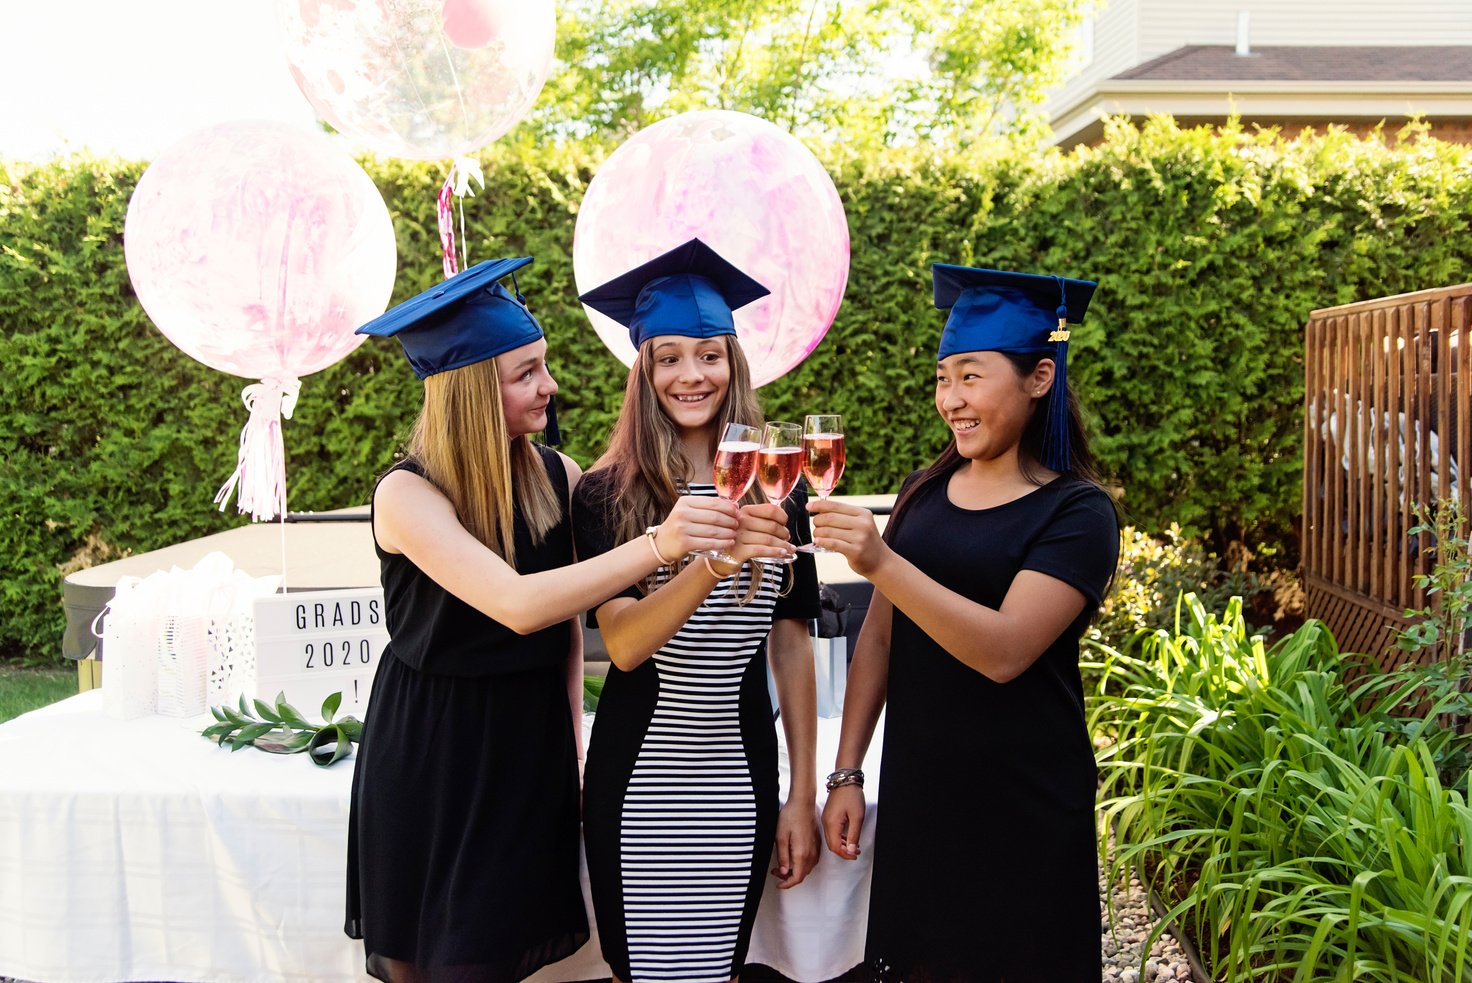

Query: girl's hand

[722,503,795,566]
[771,799,821,889]
[654,495,740,559]
[807,499,888,576]
[821,784,865,860]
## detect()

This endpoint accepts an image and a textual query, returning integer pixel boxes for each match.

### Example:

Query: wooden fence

[1303,283,1472,667]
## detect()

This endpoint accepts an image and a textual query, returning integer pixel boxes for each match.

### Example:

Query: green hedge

[4,120,1471,661]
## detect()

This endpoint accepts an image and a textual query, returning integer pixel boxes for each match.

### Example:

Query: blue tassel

[1045,327,1069,473]
[1043,282,1071,473]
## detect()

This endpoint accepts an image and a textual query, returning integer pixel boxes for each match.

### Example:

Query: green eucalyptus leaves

[203,691,363,767]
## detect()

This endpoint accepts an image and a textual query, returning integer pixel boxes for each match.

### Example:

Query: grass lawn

[0,664,77,724]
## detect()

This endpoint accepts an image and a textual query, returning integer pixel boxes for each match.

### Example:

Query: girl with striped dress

[572,239,822,983]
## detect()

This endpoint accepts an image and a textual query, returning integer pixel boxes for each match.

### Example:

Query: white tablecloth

[0,691,882,983]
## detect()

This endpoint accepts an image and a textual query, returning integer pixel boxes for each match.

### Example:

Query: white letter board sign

[252,588,388,717]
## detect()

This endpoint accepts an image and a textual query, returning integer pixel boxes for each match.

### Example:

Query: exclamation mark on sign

[354,679,360,703]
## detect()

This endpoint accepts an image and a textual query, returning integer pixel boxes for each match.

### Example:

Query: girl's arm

[821,592,891,860]
[768,616,820,888]
[373,467,741,635]
[809,500,1088,683]
[594,503,794,672]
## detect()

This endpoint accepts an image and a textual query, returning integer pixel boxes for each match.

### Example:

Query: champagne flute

[797,414,845,554]
[694,422,762,563]
[754,421,803,564]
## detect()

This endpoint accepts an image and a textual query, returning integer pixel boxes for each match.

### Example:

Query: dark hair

[884,351,1114,546]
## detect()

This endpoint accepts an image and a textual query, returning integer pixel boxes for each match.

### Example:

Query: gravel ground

[1100,856,1200,983]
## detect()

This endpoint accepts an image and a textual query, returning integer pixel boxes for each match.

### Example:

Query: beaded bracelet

[825,767,865,792]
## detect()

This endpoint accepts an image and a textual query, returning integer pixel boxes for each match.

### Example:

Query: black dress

[345,448,589,982]
[571,471,820,983]
[865,472,1119,983]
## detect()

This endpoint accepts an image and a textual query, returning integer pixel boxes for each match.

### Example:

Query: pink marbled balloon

[278,0,554,161]
[123,121,397,380]
[573,110,850,387]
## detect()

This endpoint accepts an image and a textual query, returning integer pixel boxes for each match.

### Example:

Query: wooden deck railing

[1303,283,1472,667]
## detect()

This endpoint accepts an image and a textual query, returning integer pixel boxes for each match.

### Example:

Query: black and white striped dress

[572,473,819,982]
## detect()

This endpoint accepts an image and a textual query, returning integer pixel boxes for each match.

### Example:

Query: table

[0,692,884,983]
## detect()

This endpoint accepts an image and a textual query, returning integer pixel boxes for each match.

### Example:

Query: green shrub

[5,120,1472,661]
[1090,596,1472,982]
[1089,523,1267,651]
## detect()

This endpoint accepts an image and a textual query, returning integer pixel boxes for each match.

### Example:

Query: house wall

[1050,0,1141,120]
[1047,1,1472,143]
[1134,0,1472,58]
[1050,0,1472,118]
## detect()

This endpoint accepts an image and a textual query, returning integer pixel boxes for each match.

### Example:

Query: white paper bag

[156,614,210,717]
[813,635,847,719]
[97,575,160,719]
[94,552,278,719]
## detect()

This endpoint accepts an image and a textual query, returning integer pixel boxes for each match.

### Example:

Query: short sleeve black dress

[865,471,1119,983]
[571,469,820,982]
[345,447,589,982]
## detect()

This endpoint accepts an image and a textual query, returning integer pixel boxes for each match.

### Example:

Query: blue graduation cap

[357,257,559,443]
[931,264,1098,473]
[578,238,770,349]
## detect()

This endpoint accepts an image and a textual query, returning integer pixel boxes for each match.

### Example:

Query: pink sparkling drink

[756,447,803,503]
[802,433,846,498]
[713,440,760,500]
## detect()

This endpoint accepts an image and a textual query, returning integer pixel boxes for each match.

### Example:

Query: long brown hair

[885,351,1114,546]
[407,356,561,567]
[594,335,765,594]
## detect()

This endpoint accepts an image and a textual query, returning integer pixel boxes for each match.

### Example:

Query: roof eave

[1048,82,1472,148]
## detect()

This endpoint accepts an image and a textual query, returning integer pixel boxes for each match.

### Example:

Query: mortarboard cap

[932,265,1096,360]
[357,257,543,381]
[931,264,1099,473]
[579,238,770,349]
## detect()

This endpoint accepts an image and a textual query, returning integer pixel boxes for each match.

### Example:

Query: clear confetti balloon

[573,110,850,387]
[277,0,556,161]
[123,121,397,380]
[123,120,397,521]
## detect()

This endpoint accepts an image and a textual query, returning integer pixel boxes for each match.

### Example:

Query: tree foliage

[529,0,1094,147]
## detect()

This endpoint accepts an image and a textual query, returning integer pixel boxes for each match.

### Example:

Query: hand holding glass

[754,422,803,564]
[798,415,845,554]
[695,422,762,563]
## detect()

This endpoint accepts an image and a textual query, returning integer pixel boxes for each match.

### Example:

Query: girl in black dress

[573,239,822,983]
[812,264,1120,982]
[344,257,760,983]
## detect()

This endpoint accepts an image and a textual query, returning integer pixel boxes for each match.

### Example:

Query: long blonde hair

[594,335,766,596]
[408,356,561,567]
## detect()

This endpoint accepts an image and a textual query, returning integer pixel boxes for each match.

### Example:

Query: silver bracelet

[825,767,865,792]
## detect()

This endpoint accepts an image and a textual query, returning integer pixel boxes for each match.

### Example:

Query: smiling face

[935,350,1055,464]
[496,337,557,439]
[647,334,733,433]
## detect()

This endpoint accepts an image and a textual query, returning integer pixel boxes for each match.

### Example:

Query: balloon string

[436,157,484,279]
[279,510,288,593]
[214,377,301,523]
